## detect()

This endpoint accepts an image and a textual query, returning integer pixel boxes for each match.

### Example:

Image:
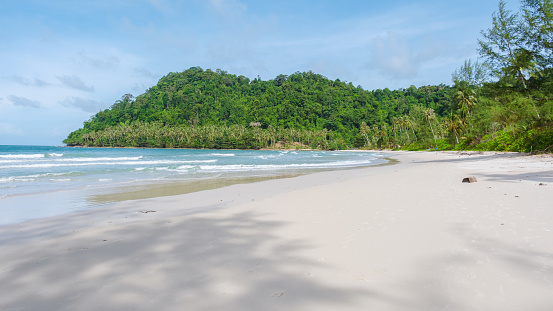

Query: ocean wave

[209,153,235,157]
[58,156,143,162]
[175,165,195,170]
[0,172,72,183]
[50,178,71,182]
[197,159,373,171]
[25,172,71,178]
[256,155,279,160]
[0,154,45,159]
[12,178,35,182]
[0,159,218,169]
[0,177,14,183]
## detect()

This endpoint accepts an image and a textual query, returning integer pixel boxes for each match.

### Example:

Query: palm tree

[397,115,416,144]
[359,122,371,147]
[424,108,438,149]
[454,83,478,116]
[391,117,399,147]
[404,115,417,141]
[443,113,464,145]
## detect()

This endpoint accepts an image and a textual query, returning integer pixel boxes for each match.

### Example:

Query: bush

[436,139,452,150]
[473,128,553,152]
[526,128,553,152]
[453,139,470,151]
[475,131,513,151]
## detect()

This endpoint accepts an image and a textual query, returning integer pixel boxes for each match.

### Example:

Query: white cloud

[77,50,120,70]
[11,75,51,87]
[57,75,95,92]
[370,32,419,78]
[368,31,449,81]
[60,97,106,113]
[134,67,159,79]
[7,95,42,108]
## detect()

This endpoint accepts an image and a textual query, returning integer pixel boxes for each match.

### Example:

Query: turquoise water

[0,145,387,225]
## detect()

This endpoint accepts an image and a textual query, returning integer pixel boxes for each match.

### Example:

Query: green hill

[63,68,451,150]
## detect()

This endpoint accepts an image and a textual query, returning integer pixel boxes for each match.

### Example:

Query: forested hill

[63,68,452,149]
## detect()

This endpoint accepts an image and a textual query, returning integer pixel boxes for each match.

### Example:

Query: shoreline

[0,147,387,226]
[1,151,552,310]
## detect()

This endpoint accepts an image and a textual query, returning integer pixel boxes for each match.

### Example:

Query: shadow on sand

[0,206,375,310]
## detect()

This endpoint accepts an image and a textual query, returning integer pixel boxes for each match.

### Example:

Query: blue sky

[1,0,517,145]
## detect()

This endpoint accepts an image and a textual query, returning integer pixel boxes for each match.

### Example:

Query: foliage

[66,121,332,150]
[64,68,451,150]
[475,128,553,152]
[445,0,553,153]
[451,59,489,87]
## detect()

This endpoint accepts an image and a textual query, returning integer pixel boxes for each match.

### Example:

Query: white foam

[197,159,373,172]
[15,178,35,182]
[0,154,45,159]
[0,172,75,183]
[0,159,218,169]
[256,155,278,160]
[59,156,143,162]
[24,172,69,178]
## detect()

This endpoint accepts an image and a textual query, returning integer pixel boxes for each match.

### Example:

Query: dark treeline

[65,0,553,152]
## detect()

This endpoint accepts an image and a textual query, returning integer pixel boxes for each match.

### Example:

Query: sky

[1,0,518,146]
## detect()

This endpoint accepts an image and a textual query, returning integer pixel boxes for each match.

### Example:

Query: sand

[0,151,552,311]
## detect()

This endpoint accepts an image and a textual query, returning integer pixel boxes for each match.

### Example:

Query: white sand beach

[0,151,552,311]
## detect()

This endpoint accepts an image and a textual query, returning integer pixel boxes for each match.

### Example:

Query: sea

[0,145,387,225]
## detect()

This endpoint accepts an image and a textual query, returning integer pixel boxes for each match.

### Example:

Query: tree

[64,67,454,149]
[453,81,478,116]
[424,108,438,149]
[478,1,535,89]
[359,122,371,147]
[522,0,553,70]
[452,59,488,87]
[443,113,464,144]
[274,74,288,86]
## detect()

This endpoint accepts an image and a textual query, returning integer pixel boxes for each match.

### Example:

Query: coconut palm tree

[454,83,478,117]
[359,122,371,147]
[424,108,438,149]
[443,113,464,145]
